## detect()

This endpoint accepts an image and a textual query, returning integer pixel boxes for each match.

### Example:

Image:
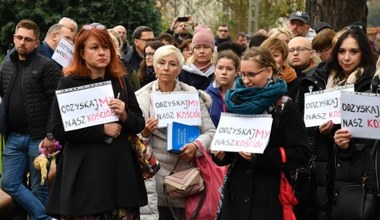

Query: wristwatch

[46,133,55,141]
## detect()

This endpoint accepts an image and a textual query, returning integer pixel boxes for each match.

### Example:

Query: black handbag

[331,140,379,220]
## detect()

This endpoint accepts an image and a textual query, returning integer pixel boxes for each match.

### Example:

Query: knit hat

[192,25,215,51]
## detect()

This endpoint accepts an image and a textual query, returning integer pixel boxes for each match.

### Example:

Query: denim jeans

[1,132,51,220]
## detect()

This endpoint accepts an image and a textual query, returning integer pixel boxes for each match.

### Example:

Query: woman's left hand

[180,143,198,162]
[109,98,128,122]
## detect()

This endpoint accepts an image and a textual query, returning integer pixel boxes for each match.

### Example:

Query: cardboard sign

[55,81,118,131]
[341,91,380,139]
[151,91,201,128]
[211,113,273,154]
[304,85,354,127]
[52,38,74,67]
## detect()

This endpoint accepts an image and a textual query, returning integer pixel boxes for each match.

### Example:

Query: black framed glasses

[218,29,229,32]
[13,35,36,43]
[139,38,154,43]
[238,68,268,80]
[289,47,311,54]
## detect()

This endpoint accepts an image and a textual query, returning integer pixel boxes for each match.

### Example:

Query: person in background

[166,16,195,46]
[137,40,164,87]
[36,23,73,61]
[313,22,334,34]
[235,32,248,51]
[179,25,216,90]
[215,24,232,46]
[58,17,78,40]
[205,49,239,127]
[248,33,268,48]
[178,38,192,62]
[260,37,298,100]
[312,28,336,62]
[287,36,319,81]
[0,19,61,220]
[156,33,176,46]
[269,27,294,44]
[135,45,215,220]
[45,23,147,219]
[298,27,377,220]
[288,11,316,42]
[214,47,310,219]
[124,26,155,91]
[113,25,131,57]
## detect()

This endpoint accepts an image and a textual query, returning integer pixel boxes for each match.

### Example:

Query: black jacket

[46,74,147,216]
[299,63,375,220]
[214,100,311,220]
[0,49,61,138]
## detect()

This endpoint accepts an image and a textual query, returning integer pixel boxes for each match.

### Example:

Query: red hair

[64,26,126,78]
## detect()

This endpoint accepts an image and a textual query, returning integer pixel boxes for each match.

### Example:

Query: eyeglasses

[139,38,154,42]
[13,35,36,43]
[82,24,106,31]
[289,47,311,54]
[144,52,155,57]
[218,29,229,32]
[238,68,267,80]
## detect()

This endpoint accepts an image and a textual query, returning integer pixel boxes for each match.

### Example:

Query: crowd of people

[0,9,379,220]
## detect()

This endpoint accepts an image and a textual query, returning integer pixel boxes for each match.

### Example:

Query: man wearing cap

[288,11,316,42]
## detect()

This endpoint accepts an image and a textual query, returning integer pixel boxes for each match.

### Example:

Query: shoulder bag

[118,77,160,179]
[331,140,379,220]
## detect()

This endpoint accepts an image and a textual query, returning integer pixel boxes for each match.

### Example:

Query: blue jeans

[1,133,51,220]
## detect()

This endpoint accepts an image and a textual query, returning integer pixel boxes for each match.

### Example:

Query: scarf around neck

[225,78,287,114]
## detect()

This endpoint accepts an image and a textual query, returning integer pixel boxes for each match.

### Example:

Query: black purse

[331,140,379,220]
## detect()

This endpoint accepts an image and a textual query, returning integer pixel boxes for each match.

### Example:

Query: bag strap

[164,182,207,220]
[362,140,379,185]
[118,77,129,109]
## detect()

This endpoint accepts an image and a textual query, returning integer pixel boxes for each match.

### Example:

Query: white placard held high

[52,38,74,67]
[211,113,273,154]
[304,85,354,127]
[341,91,380,139]
[55,81,118,131]
[151,91,201,128]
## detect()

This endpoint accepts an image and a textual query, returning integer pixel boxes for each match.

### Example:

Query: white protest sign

[304,85,354,127]
[52,38,74,67]
[55,81,118,131]
[151,91,201,128]
[341,91,380,139]
[211,113,273,154]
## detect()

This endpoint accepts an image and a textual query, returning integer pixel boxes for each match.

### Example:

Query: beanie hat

[192,25,215,51]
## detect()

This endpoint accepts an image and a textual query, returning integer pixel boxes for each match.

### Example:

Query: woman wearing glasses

[137,40,164,88]
[213,47,311,220]
[45,24,147,219]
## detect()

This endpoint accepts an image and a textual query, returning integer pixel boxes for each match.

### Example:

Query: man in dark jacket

[122,26,154,91]
[0,19,61,220]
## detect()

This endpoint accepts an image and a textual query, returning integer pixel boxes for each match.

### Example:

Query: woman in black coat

[299,27,377,220]
[46,24,147,219]
[213,47,311,220]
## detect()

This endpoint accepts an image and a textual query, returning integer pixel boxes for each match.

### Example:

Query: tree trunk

[307,0,368,31]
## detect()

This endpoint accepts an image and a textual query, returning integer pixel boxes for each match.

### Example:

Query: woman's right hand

[319,120,334,135]
[334,128,352,150]
[104,122,122,138]
[141,118,159,138]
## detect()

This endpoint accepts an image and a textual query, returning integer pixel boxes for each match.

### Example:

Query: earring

[267,77,273,83]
